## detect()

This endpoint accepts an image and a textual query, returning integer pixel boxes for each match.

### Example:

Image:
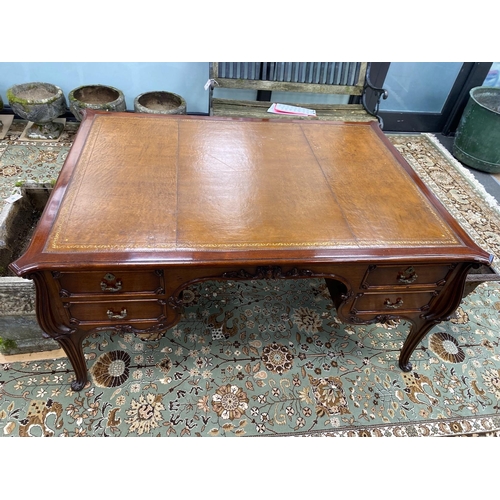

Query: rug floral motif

[389,134,500,272]
[1,279,499,437]
[1,125,500,437]
[0,120,78,209]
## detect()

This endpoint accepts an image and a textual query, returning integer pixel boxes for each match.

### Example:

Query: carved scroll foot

[54,330,89,392]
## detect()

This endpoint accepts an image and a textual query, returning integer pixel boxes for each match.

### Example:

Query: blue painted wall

[0,62,210,114]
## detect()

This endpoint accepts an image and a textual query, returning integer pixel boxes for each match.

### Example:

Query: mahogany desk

[10,110,493,391]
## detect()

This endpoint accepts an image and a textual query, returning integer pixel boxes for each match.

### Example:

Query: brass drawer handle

[107,308,127,320]
[397,266,418,284]
[100,273,122,292]
[384,298,403,309]
[101,281,122,292]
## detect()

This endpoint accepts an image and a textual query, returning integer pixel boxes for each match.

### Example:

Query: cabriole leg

[54,330,89,391]
[399,317,440,372]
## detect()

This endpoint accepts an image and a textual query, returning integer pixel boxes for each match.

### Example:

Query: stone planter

[69,84,127,121]
[0,182,58,354]
[7,82,67,140]
[134,91,186,115]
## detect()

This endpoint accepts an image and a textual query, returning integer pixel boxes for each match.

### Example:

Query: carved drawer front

[352,291,438,314]
[54,270,163,296]
[361,264,452,288]
[67,299,164,324]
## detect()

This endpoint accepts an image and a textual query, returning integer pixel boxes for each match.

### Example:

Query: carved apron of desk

[29,269,182,391]
[330,262,474,371]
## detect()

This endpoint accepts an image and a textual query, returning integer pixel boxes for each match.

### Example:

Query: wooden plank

[210,62,218,80]
[212,99,365,109]
[211,77,364,95]
[211,99,377,121]
[212,99,370,112]
[356,62,368,87]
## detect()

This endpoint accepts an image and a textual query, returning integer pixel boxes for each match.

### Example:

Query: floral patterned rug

[0,120,78,211]
[1,121,500,437]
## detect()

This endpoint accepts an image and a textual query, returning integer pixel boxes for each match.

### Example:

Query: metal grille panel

[217,62,361,86]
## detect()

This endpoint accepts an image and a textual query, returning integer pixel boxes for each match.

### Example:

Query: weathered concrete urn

[69,84,126,121]
[134,91,186,115]
[7,82,67,140]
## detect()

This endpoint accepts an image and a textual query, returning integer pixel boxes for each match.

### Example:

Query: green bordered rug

[1,126,500,437]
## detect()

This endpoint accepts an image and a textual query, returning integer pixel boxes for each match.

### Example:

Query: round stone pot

[69,84,126,121]
[7,82,67,140]
[134,91,186,115]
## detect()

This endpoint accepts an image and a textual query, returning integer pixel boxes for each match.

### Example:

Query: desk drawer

[352,291,438,314]
[361,264,451,288]
[54,270,163,296]
[67,299,165,324]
